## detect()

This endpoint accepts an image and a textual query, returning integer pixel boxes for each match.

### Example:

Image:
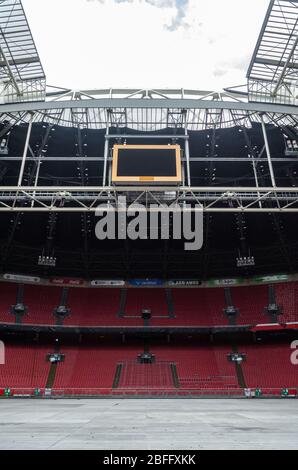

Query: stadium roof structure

[0,0,298,216]
[0,0,46,103]
[247,0,298,105]
[0,0,298,278]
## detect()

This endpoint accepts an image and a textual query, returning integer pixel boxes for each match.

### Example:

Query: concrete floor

[0,398,297,450]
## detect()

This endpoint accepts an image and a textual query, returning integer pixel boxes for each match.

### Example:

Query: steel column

[17,114,34,187]
[184,111,191,187]
[102,110,111,187]
[260,114,276,187]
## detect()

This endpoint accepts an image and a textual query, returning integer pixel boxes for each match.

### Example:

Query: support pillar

[18,114,34,187]
[183,110,191,187]
[102,110,111,187]
[260,114,276,187]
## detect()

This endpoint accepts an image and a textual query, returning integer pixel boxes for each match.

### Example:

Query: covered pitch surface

[0,399,297,450]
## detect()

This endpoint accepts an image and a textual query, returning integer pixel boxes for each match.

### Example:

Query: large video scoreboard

[112,145,182,184]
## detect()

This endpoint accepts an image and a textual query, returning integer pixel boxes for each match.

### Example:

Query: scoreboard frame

[111,144,182,184]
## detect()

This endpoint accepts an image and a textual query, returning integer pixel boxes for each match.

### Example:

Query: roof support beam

[260,113,276,187]
[0,44,21,95]
[0,56,41,68]
[272,35,298,96]
[254,56,298,70]
[1,98,298,115]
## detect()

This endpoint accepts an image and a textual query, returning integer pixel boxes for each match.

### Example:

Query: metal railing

[1,387,297,398]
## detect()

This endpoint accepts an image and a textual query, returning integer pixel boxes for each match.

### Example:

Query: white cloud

[22,0,269,91]
[108,0,191,28]
[91,0,191,31]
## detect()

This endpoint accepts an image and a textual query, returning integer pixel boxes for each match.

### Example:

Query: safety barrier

[0,387,297,398]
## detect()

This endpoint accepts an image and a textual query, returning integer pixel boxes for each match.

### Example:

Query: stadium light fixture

[236,255,255,268]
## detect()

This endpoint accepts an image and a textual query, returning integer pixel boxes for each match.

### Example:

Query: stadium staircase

[46,363,57,389]
[12,285,27,324]
[223,288,238,325]
[45,343,61,389]
[118,288,127,318]
[112,364,123,389]
[55,288,69,326]
[116,361,176,390]
[166,289,175,318]
[231,345,247,389]
[263,285,283,323]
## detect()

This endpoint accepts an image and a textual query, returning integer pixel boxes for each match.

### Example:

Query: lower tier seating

[153,344,238,389]
[53,345,139,389]
[1,341,297,393]
[0,344,51,388]
[240,343,298,389]
[118,362,174,389]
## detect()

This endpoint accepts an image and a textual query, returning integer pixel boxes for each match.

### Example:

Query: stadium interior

[0,0,298,400]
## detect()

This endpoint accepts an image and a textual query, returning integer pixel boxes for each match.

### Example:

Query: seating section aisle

[118,362,174,389]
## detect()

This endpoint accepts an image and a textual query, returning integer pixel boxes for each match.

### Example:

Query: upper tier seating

[230,285,269,325]
[0,282,18,324]
[125,288,168,321]
[21,285,61,325]
[167,288,228,326]
[275,282,298,323]
[63,288,125,326]
[0,281,298,327]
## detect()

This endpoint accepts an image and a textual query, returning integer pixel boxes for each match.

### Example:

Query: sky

[22,0,270,92]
